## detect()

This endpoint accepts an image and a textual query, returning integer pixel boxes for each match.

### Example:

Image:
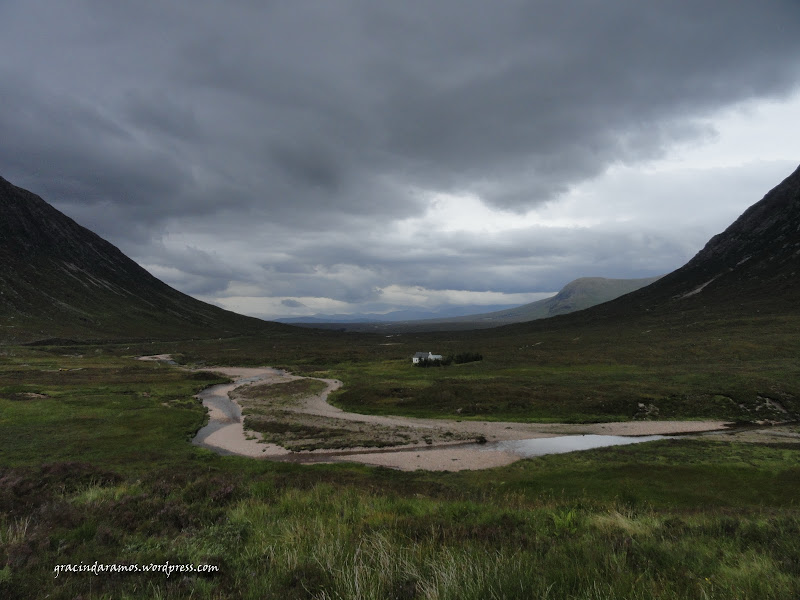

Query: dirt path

[139,355,735,471]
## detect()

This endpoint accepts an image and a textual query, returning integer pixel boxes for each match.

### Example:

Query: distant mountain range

[421,276,662,327]
[282,276,662,332]
[276,304,524,324]
[1,163,799,342]
[0,176,282,343]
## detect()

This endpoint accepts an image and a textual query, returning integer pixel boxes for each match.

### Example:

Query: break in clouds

[1,1,799,318]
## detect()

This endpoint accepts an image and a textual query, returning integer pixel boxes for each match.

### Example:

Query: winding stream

[192,368,293,459]
[480,434,669,457]
[184,363,725,471]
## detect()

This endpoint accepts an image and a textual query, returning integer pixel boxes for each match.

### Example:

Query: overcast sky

[2,1,800,319]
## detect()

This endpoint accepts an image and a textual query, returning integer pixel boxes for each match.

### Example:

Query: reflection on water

[481,434,669,458]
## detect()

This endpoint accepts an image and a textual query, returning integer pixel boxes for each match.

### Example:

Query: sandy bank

[138,356,734,471]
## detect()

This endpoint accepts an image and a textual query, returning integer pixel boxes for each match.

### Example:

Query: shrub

[414,358,442,368]
[414,353,483,367]
[453,352,483,364]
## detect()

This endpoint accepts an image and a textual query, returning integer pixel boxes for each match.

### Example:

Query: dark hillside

[497,163,800,337]
[0,176,286,342]
[617,163,800,312]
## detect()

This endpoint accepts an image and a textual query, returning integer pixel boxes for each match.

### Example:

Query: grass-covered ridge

[329,358,800,423]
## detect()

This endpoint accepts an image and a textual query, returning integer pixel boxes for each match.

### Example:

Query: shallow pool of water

[480,434,669,458]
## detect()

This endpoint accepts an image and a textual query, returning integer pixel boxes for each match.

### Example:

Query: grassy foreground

[1,347,799,599]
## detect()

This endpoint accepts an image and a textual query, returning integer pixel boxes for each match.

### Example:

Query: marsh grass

[7,474,798,599]
[237,378,328,408]
[65,311,800,424]
[243,412,419,451]
[329,359,800,423]
[2,344,800,598]
[115,309,800,421]
[234,376,454,451]
[0,352,230,468]
[0,516,31,546]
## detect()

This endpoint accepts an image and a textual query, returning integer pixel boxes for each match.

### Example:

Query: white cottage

[412,351,443,364]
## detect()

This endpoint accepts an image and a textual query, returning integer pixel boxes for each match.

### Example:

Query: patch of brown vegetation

[233,378,471,451]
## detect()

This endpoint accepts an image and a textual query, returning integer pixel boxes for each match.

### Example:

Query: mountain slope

[503,163,800,336]
[0,176,282,343]
[613,163,800,314]
[435,276,662,325]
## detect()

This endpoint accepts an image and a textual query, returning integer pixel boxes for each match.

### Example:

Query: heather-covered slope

[669,165,798,299]
[607,163,800,316]
[0,176,283,342]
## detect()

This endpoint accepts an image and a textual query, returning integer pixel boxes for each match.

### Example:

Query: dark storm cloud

[0,73,196,243]
[3,1,799,220]
[1,1,799,314]
[357,0,800,208]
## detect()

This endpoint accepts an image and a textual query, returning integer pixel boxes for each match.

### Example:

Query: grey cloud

[166,159,794,311]
[364,2,800,199]
[0,75,190,228]
[136,243,253,296]
[269,141,344,193]
[3,1,798,226]
[199,222,696,304]
[1,1,799,316]
[281,299,306,308]
[122,90,205,145]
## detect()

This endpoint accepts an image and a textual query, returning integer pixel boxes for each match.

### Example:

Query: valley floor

[180,358,738,471]
[4,347,799,599]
